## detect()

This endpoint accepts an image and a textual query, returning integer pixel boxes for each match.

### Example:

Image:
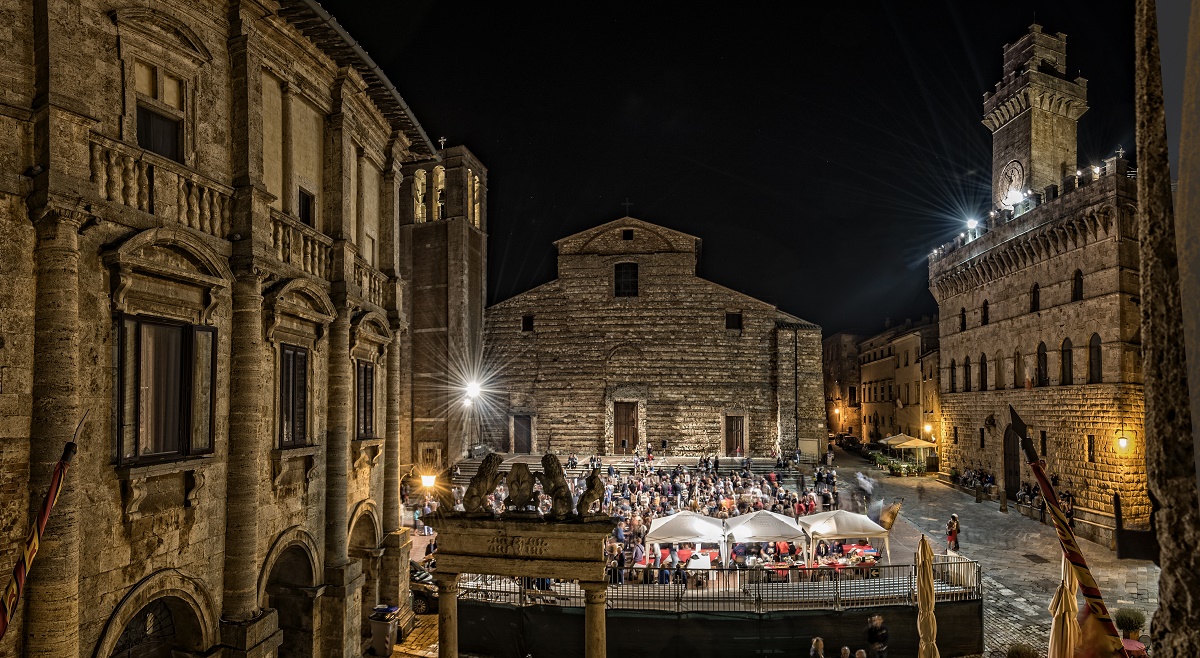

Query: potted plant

[1005,643,1037,658]
[1114,607,1146,640]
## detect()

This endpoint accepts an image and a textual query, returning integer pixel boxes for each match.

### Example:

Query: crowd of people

[807,614,890,658]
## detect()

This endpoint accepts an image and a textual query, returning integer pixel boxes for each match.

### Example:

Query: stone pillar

[281,83,295,215]
[223,269,266,622]
[321,303,360,655]
[581,583,607,658]
[24,209,82,656]
[435,573,459,658]
[382,329,413,633]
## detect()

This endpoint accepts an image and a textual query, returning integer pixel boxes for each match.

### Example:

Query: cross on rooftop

[622,198,633,214]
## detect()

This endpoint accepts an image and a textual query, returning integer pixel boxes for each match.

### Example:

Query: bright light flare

[924,424,932,433]
[465,381,481,398]
[421,474,437,488]
[1118,437,1128,450]
[966,219,978,230]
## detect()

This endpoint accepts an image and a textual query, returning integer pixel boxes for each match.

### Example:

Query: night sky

[320,1,1189,336]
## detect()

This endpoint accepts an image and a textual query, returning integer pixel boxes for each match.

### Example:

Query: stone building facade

[0,0,483,655]
[482,218,825,459]
[857,320,939,442]
[928,24,1148,546]
[822,332,861,437]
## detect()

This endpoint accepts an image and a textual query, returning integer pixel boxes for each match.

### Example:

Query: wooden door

[615,402,638,455]
[725,416,745,456]
[513,415,532,454]
[1003,430,1021,500]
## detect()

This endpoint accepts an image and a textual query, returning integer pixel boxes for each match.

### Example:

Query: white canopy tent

[644,512,727,564]
[797,509,892,562]
[880,433,919,446]
[724,510,807,544]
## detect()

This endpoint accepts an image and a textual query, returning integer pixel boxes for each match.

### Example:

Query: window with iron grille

[725,312,742,331]
[614,263,638,297]
[279,345,309,448]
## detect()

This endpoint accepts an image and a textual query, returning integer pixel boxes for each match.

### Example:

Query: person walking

[865,614,889,658]
[946,513,960,551]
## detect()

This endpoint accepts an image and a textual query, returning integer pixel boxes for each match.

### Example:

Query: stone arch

[264,278,336,344]
[257,526,322,608]
[104,227,234,323]
[605,344,644,380]
[578,223,677,253]
[348,499,383,548]
[348,500,383,641]
[92,569,219,658]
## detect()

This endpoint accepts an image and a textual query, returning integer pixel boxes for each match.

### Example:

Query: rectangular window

[1040,430,1047,457]
[848,386,856,405]
[279,344,309,447]
[979,428,985,449]
[115,315,215,463]
[356,360,375,439]
[137,106,181,162]
[725,312,743,331]
[953,427,959,444]
[521,315,534,332]
[298,188,315,226]
[622,229,634,240]
[614,263,638,297]
[1087,434,1095,462]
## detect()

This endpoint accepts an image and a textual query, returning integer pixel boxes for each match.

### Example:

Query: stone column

[580,583,607,658]
[435,573,459,658]
[24,209,83,656]
[223,269,266,622]
[281,83,295,215]
[381,328,411,624]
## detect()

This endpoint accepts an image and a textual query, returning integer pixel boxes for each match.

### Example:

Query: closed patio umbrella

[916,534,940,658]
[1047,553,1081,658]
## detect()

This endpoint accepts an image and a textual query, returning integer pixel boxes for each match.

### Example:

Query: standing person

[865,614,889,658]
[839,648,852,658]
[810,637,826,658]
[946,514,960,551]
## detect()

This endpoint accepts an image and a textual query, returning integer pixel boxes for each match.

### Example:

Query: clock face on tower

[998,160,1025,209]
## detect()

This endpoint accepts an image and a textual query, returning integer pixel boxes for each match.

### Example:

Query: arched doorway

[349,509,382,646]
[266,544,318,658]
[109,596,205,657]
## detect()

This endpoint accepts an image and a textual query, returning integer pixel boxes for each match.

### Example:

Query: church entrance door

[725,416,745,457]
[1003,429,1021,500]
[514,415,532,453]
[615,402,638,455]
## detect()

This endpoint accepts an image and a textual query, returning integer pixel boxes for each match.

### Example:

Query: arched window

[959,308,967,332]
[995,351,1005,390]
[1036,342,1049,387]
[1061,338,1074,385]
[949,360,956,393]
[979,354,988,391]
[981,300,989,326]
[1013,350,1023,388]
[1088,334,1102,383]
[1072,270,1084,302]
[1030,283,1041,313]
[963,357,972,392]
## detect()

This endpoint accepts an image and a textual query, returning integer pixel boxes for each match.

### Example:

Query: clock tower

[982,24,1088,210]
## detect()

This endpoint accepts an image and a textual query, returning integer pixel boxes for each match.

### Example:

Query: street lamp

[421,474,437,488]
[463,380,481,406]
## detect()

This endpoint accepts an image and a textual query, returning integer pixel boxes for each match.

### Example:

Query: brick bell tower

[982,24,1088,211]
[399,145,488,469]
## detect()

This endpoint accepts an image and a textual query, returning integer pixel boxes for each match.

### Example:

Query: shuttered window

[280,345,309,447]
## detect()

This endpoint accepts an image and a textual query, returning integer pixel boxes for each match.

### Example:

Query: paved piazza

[834,449,1160,657]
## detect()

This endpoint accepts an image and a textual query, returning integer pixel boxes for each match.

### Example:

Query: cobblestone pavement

[832,448,1159,657]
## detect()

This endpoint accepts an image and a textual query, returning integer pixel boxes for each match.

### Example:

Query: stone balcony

[270,208,333,280]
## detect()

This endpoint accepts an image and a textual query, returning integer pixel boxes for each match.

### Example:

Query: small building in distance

[483,217,824,459]
[857,319,940,442]
[823,332,862,437]
[927,24,1147,547]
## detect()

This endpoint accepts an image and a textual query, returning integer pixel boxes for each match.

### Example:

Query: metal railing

[454,559,981,612]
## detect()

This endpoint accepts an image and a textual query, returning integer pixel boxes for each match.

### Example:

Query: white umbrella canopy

[644,511,725,545]
[893,438,938,450]
[879,433,919,445]
[797,510,892,562]
[917,534,941,658]
[724,510,807,544]
[1047,554,1081,658]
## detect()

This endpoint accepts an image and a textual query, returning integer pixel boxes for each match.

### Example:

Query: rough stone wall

[822,332,861,435]
[482,218,823,458]
[0,0,449,654]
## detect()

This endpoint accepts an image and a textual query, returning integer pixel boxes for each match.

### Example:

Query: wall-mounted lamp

[421,474,437,488]
[1117,437,1128,450]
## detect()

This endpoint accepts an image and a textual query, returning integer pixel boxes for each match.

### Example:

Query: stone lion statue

[536,453,573,520]
[463,453,504,514]
[575,468,604,517]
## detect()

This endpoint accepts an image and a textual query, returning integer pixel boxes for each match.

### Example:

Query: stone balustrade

[270,208,333,279]
[354,257,386,307]
[90,137,232,240]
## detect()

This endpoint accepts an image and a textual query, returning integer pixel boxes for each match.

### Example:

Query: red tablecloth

[642,548,719,566]
[1122,639,1147,658]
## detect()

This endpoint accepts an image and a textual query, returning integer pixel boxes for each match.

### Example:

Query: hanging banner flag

[0,415,84,642]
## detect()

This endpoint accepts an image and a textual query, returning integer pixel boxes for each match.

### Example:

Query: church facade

[0,0,484,655]
[928,25,1147,547]
[482,218,824,459]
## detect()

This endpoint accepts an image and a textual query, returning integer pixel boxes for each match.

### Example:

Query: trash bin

[369,604,401,656]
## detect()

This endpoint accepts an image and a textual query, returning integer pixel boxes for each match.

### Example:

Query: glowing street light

[421,474,437,488]
[924,424,933,434]
[465,381,481,399]
[966,219,978,230]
